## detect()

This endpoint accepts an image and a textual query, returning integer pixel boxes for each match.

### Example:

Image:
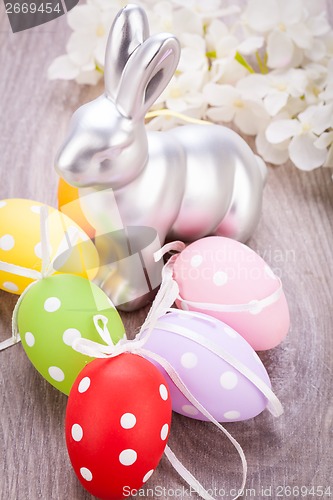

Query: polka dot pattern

[34,242,42,259]
[190,255,203,267]
[31,205,41,214]
[48,366,65,382]
[159,384,168,401]
[143,470,154,483]
[25,332,35,347]
[80,467,93,481]
[0,201,7,208]
[3,281,19,292]
[181,352,198,369]
[44,297,61,313]
[182,404,199,416]
[0,234,15,251]
[119,449,137,466]
[142,311,275,423]
[213,271,228,286]
[65,355,172,498]
[160,424,169,441]
[120,413,136,429]
[220,371,238,390]
[224,410,241,420]
[71,424,83,442]
[78,377,91,393]
[63,328,82,347]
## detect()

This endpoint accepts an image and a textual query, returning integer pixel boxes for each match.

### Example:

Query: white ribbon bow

[72,240,284,500]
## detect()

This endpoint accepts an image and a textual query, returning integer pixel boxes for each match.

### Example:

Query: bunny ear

[104,4,149,100]
[116,34,181,120]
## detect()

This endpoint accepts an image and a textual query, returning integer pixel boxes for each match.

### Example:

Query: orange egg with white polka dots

[66,353,172,500]
[0,198,99,294]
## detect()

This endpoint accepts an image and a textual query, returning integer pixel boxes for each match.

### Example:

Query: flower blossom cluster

[48,0,333,171]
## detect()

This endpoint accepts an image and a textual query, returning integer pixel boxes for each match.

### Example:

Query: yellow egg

[0,199,99,295]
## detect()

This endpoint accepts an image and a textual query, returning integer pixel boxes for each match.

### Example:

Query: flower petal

[234,107,261,135]
[267,31,295,69]
[300,103,333,134]
[307,13,331,36]
[67,5,100,33]
[305,39,327,62]
[256,130,290,164]
[237,74,270,99]
[237,36,264,55]
[206,106,236,123]
[289,133,327,170]
[314,131,333,149]
[76,69,102,85]
[264,91,289,116]
[266,119,302,143]
[67,33,96,66]
[279,0,304,25]
[243,0,279,32]
[203,83,239,106]
[289,23,313,49]
[47,55,79,80]
[324,145,333,167]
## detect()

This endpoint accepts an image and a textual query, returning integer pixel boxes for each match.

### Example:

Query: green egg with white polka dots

[17,274,125,395]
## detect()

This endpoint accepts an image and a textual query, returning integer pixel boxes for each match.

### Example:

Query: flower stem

[256,51,269,74]
[234,51,255,73]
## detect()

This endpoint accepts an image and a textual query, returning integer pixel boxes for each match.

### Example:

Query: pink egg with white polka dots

[65,353,172,500]
[142,311,272,422]
[173,236,290,351]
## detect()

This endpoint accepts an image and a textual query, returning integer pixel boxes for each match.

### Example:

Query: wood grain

[0,2,333,500]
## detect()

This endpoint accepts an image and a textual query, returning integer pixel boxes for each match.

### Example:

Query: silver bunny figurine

[55,4,267,311]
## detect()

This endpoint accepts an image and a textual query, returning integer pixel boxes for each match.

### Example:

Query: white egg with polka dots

[142,311,272,422]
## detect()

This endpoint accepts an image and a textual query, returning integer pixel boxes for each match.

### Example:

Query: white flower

[47,54,102,84]
[243,0,330,69]
[48,2,118,83]
[156,71,207,117]
[256,130,290,165]
[203,83,269,135]
[178,34,208,73]
[205,19,262,85]
[266,104,333,170]
[319,60,333,102]
[148,2,203,36]
[237,69,308,116]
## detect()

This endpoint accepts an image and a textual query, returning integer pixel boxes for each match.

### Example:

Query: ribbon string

[178,282,283,314]
[154,312,283,418]
[72,239,284,500]
[72,315,247,500]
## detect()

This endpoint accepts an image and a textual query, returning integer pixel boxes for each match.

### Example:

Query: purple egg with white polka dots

[142,311,272,422]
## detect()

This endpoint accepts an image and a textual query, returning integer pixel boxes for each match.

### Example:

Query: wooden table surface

[0,2,333,499]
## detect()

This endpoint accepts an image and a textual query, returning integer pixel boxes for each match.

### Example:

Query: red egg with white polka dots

[65,353,172,500]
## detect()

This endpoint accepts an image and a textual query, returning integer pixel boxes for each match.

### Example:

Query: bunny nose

[55,139,88,187]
